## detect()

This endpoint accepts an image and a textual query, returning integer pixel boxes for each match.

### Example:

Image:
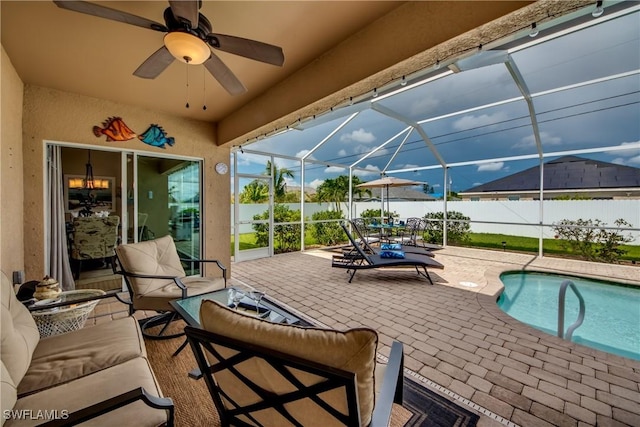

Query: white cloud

[325,166,346,173]
[513,131,562,149]
[630,155,640,164]
[611,157,626,165]
[353,145,388,156]
[353,165,381,177]
[477,162,505,172]
[613,155,640,166]
[432,184,441,188]
[409,97,440,117]
[308,179,324,189]
[605,141,640,157]
[295,149,316,160]
[453,111,508,131]
[340,128,376,143]
[402,164,420,169]
[473,182,483,186]
[337,149,347,157]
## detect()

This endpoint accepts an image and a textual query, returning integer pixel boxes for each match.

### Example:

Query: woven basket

[32,290,105,337]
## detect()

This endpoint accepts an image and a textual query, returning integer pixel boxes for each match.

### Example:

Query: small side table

[29,289,106,337]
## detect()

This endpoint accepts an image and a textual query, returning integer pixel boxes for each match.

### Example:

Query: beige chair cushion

[0,273,40,393]
[116,236,224,311]
[18,316,146,395]
[200,300,378,426]
[8,358,167,427]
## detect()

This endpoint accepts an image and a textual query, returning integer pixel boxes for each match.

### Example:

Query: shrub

[253,204,301,253]
[423,211,471,244]
[360,209,397,222]
[552,218,633,263]
[310,210,344,246]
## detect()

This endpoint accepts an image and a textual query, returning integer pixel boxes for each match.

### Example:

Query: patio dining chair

[333,223,444,284]
[185,299,405,427]
[115,235,226,344]
[346,219,436,258]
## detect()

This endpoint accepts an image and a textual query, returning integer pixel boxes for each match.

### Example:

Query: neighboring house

[459,156,640,201]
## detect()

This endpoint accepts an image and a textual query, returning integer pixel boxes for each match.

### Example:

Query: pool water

[498,271,640,361]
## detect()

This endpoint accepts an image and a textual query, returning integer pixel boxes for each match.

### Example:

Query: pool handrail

[558,279,586,340]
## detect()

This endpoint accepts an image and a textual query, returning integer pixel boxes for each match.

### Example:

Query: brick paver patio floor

[229,246,640,427]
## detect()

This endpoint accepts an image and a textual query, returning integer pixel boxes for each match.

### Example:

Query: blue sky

[235,9,640,194]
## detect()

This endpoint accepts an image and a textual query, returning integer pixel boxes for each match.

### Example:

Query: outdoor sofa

[0,271,173,426]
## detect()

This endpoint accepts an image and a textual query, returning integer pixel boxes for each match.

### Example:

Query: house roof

[461,156,640,194]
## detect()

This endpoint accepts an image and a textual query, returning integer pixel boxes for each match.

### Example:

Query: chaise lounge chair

[346,219,437,258]
[333,223,444,284]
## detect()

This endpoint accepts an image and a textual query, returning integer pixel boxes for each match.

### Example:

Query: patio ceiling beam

[350,126,412,170]
[371,103,447,168]
[302,112,360,160]
[383,129,414,173]
[385,142,640,173]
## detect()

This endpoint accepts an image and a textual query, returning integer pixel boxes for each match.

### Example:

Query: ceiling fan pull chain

[185,60,190,109]
[202,66,207,111]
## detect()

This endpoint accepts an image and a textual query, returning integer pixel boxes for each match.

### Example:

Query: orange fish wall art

[93,116,176,149]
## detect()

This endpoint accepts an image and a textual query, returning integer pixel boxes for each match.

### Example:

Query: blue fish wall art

[138,124,175,149]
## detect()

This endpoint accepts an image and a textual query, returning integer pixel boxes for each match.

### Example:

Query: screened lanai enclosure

[231,1,640,263]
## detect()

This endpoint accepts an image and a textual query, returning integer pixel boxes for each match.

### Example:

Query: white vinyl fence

[353,199,640,244]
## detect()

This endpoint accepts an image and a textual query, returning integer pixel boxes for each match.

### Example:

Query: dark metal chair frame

[115,253,226,352]
[185,326,404,427]
[333,223,444,284]
[347,219,436,258]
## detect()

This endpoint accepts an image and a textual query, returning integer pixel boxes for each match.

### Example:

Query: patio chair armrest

[370,341,404,427]
[179,258,227,282]
[38,387,175,427]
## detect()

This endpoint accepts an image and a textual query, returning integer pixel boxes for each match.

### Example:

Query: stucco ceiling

[1,1,401,119]
[1,1,538,146]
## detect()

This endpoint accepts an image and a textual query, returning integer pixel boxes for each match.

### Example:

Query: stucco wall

[21,85,230,281]
[1,46,25,279]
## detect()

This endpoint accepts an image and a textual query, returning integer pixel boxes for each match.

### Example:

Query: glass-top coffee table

[170,285,314,328]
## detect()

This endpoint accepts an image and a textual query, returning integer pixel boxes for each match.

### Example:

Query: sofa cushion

[200,300,378,426]
[7,357,167,427]
[0,273,39,392]
[18,316,145,395]
[1,361,17,427]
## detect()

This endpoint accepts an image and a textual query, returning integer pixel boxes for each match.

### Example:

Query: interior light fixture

[529,23,539,38]
[74,150,109,190]
[592,1,604,17]
[373,88,378,98]
[400,76,407,86]
[164,32,211,65]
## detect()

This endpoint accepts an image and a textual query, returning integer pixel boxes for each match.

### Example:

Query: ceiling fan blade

[204,54,247,96]
[168,0,200,29]
[134,46,175,79]
[54,1,167,32]
[209,34,284,66]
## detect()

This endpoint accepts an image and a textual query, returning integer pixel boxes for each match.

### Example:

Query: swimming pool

[498,271,640,361]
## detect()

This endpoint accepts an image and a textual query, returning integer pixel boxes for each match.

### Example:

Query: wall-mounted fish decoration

[138,124,175,149]
[92,117,137,141]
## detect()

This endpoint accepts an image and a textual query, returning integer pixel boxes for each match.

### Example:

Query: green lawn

[231,230,640,263]
[463,233,640,262]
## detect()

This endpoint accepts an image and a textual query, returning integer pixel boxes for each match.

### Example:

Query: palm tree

[265,161,294,203]
[316,175,371,211]
[239,180,269,203]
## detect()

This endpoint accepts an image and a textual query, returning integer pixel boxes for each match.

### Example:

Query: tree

[316,175,371,211]
[265,161,294,203]
[553,218,633,263]
[239,180,268,203]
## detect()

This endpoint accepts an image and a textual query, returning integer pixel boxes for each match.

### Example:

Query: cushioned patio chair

[347,219,436,258]
[185,299,404,427]
[333,223,444,284]
[69,215,120,279]
[115,235,226,343]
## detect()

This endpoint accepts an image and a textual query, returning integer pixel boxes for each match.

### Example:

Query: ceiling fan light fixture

[164,32,210,65]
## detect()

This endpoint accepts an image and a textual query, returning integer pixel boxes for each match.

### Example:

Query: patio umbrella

[357,176,426,221]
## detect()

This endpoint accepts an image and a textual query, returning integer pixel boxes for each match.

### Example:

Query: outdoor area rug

[402,377,479,427]
[145,323,478,427]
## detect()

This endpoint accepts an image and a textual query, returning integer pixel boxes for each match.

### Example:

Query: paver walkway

[230,247,640,427]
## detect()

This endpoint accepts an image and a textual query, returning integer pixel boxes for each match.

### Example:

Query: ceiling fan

[53,0,285,95]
